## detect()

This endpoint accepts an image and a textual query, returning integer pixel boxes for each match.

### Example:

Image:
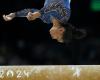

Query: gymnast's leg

[2,8,38,21]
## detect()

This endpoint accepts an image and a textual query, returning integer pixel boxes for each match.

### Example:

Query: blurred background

[0,0,99,65]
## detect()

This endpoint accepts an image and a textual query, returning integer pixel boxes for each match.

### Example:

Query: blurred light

[17,40,25,49]
[91,0,100,11]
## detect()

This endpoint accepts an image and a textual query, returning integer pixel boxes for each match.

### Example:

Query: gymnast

[3,0,86,43]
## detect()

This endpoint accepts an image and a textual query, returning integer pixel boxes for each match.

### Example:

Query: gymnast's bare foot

[3,13,15,21]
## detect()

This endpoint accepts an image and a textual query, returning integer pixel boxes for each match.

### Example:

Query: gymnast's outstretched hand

[3,13,16,21]
[26,11,41,21]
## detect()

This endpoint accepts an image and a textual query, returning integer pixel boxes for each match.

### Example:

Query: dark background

[0,0,99,65]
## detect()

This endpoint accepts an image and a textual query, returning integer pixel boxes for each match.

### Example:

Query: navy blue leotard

[16,0,71,24]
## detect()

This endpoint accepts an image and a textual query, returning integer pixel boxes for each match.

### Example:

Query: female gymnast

[3,0,86,43]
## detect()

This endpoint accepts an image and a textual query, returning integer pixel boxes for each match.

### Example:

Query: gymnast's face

[49,24,65,42]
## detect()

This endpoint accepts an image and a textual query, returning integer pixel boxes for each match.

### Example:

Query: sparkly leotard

[16,0,71,24]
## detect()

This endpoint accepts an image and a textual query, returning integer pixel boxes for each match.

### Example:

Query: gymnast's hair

[60,23,87,44]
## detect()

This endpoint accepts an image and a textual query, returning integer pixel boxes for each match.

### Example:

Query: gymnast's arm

[2,8,42,21]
